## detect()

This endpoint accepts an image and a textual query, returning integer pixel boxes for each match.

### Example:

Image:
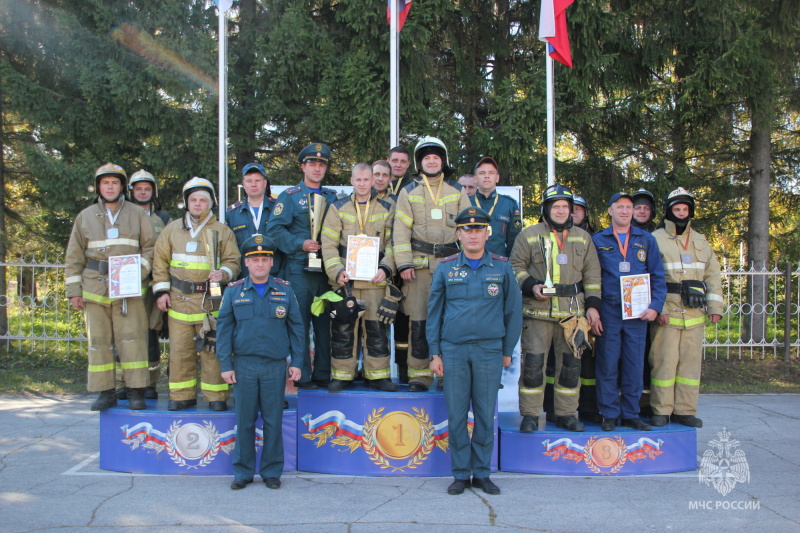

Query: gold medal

[431,208,443,220]
[374,411,422,460]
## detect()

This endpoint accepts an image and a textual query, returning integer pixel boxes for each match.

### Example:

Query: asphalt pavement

[0,393,798,532]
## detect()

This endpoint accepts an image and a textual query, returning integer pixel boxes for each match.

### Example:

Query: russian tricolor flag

[539,0,574,68]
[387,0,413,31]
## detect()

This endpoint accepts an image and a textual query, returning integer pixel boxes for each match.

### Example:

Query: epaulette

[226,200,244,213]
[286,186,302,195]
[274,277,291,286]
[402,179,422,193]
[490,253,509,262]
[441,253,460,262]
[376,197,392,211]
[266,196,277,204]
[228,279,246,287]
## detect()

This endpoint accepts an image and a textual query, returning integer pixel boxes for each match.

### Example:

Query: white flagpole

[545,51,556,186]
[218,6,229,222]
[390,1,399,149]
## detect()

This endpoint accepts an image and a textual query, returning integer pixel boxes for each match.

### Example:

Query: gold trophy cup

[305,193,327,272]
[539,235,557,296]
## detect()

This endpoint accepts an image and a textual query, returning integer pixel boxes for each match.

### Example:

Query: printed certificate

[346,235,380,281]
[621,273,651,320]
[108,254,142,299]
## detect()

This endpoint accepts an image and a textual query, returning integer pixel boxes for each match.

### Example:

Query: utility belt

[411,238,459,258]
[667,282,683,294]
[86,259,109,275]
[171,276,208,294]
[551,282,584,297]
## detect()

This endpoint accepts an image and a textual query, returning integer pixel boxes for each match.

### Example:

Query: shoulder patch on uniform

[274,278,291,286]
[228,279,245,287]
[490,253,509,262]
[441,253,460,262]
[226,200,243,212]
[286,186,302,195]
[274,203,284,216]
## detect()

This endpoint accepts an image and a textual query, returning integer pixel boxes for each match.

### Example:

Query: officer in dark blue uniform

[266,143,339,388]
[217,234,305,491]
[591,192,666,431]
[428,207,522,496]
[469,157,521,257]
[226,163,282,279]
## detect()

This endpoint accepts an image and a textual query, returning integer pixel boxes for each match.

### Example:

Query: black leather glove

[377,283,403,324]
[681,280,707,308]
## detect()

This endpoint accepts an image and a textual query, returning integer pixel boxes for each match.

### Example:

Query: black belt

[553,282,584,297]
[667,282,682,294]
[171,276,208,294]
[86,259,109,275]
[411,238,460,258]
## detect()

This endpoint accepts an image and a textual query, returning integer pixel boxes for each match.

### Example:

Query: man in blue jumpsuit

[592,192,666,431]
[428,207,522,496]
[217,234,305,490]
[226,162,282,279]
[266,144,339,388]
[469,156,521,257]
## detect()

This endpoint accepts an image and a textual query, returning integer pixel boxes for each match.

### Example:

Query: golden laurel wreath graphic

[583,435,628,475]
[164,420,221,469]
[302,407,437,472]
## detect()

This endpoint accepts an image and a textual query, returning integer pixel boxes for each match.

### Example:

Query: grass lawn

[701,356,800,393]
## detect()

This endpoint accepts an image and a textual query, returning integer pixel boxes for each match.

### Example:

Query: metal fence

[1,255,798,360]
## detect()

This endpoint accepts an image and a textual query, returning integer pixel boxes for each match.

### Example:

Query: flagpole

[545,52,556,187]
[390,1,399,149]
[218,6,229,223]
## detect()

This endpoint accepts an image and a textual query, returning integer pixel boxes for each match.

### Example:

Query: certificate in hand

[620,273,651,320]
[346,235,380,281]
[108,254,143,299]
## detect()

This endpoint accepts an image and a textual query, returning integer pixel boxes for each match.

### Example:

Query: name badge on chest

[186,241,198,253]
[107,228,119,239]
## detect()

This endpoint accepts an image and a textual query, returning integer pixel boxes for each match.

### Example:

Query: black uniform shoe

[327,380,348,393]
[115,388,128,401]
[312,379,330,388]
[143,387,158,399]
[672,414,703,428]
[127,388,146,410]
[622,418,652,431]
[407,382,428,392]
[447,478,470,495]
[294,381,318,390]
[168,399,197,411]
[471,477,501,495]
[519,415,538,433]
[368,378,399,392]
[556,415,585,432]
[545,412,558,423]
[209,401,228,411]
[91,390,117,411]
[650,414,669,427]
[601,417,617,431]
[264,477,281,489]
[579,411,604,424]
[230,479,252,490]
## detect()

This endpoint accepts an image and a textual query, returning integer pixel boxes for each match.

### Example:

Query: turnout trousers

[649,324,704,416]
[85,299,148,392]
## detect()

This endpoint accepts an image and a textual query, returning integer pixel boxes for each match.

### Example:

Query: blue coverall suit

[226,197,283,279]
[266,183,339,384]
[469,191,522,257]
[427,251,522,480]
[216,275,305,482]
[592,226,666,420]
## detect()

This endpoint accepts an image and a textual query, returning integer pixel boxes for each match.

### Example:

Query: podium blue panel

[99,396,297,475]
[297,385,498,476]
[499,412,696,476]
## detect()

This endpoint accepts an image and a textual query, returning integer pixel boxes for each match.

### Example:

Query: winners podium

[99,385,694,477]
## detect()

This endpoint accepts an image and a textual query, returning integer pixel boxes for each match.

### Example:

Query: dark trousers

[285,261,331,383]
[232,355,286,480]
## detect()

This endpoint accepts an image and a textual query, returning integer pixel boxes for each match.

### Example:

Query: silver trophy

[539,235,557,296]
